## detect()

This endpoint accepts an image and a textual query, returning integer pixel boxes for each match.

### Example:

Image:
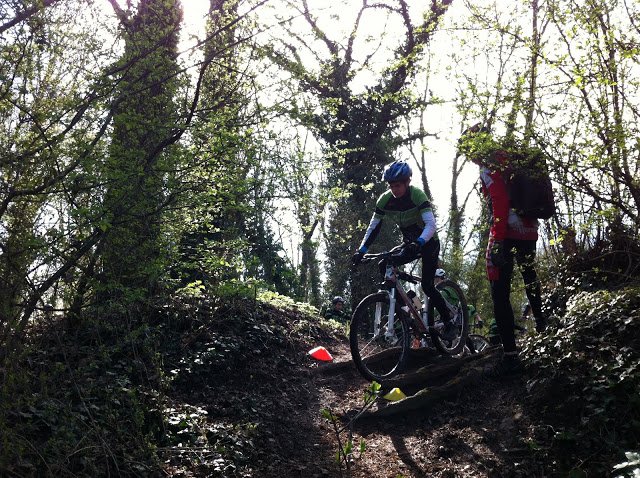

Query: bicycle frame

[372,260,429,342]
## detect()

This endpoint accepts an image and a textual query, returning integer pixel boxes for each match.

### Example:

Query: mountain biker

[351,160,458,342]
[459,124,547,375]
[468,304,484,330]
[435,268,482,329]
[323,296,349,322]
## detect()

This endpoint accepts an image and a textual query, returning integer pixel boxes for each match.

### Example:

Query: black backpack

[504,148,555,219]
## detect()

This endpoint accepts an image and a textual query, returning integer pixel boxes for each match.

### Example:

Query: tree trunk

[101,0,182,303]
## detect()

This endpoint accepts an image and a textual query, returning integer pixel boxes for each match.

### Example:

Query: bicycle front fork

[373,288,398,342]
[385,288,397,340]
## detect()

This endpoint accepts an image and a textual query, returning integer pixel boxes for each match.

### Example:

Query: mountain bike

[350,246,469,382]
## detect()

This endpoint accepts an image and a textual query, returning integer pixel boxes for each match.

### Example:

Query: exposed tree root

[359,350,500,419]
[311,359,356,376]
[311,347,440,376]
[382,347,500,389]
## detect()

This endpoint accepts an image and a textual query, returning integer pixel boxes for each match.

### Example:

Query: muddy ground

[162,308,560,478]
[264,342,552,478]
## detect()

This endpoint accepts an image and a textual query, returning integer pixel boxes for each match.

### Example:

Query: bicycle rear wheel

[349,292,412,382]
[467,334,490,354]
[427,280,469,355]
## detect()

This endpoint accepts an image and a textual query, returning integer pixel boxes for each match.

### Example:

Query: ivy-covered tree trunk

[100,0,182,303]
[299,217,321,306]
[262,0,453,303]
[203,0,248,248]
[325,162,393,305]
[174,0,240,286]
[446,152,464,281]
[0,202,39,327]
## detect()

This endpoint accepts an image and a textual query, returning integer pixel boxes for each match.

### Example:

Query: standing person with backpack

[458,125,549,375]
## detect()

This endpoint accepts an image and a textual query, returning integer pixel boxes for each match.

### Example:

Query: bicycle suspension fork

[385,288,397,340]
[377,264,398,341]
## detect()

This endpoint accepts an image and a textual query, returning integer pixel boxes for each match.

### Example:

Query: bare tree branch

[0,0,61,36]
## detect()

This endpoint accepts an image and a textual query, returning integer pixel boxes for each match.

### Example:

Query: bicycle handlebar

[360,244,406,263]
[360,251,392,263]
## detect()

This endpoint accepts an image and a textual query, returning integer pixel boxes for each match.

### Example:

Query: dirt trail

[281,341,551,478]
[160,304,555,478]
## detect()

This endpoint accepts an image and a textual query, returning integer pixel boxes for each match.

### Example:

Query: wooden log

[382,347,500,388]
[360,353,498,419]
[311,346,439,376]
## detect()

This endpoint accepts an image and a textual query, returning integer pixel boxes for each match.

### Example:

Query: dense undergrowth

[522,287,640,476]
[156,292,344,476]
[0,292,345,477]
[1,238,639,477]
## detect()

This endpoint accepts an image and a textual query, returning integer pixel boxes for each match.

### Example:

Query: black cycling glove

[404,241,422,256]
[352,251,364,265]
[490,240,507,267]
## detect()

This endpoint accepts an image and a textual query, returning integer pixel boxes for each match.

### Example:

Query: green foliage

[1,288,345,475]
[365,380,382,404]
[457,130,502,166]
[0,1,117,336]
[522,287,640,475]
[99,0,183,304]
[554,232,640,291]
[175,280,206,299]
[321,380,382,476]
[156,292,347,475]
[0,318,164,475]
[258,290,319,317]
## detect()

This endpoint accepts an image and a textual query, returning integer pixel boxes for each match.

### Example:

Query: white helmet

[435,268,446,278]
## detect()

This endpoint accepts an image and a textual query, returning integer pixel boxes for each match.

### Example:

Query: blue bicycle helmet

[382,160,412,182]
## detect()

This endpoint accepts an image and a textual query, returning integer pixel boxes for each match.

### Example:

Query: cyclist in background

[468,304,484,330]
[434,268,457,305]
[323,296,349,322]
[351,160,457,342]
[435,269,483,329]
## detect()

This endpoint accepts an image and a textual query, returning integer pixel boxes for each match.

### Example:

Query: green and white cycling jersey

[439,287,475,314]
[358,186,439,252]
[440,286,460,306]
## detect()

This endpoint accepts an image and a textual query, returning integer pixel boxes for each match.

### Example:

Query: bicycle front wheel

[349,292,412,382]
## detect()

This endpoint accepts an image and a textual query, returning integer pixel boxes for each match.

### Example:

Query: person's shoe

[487,354,524,378]
[535,317,548,333]
[440,320,458,342]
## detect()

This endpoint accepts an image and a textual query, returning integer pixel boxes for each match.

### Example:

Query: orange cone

[308,346,333,362]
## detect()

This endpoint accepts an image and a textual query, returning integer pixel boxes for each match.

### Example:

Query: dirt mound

[3,288,637,477]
